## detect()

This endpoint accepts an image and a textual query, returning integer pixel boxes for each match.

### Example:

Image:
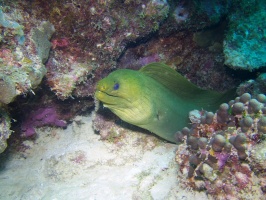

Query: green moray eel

[95,63,235,143]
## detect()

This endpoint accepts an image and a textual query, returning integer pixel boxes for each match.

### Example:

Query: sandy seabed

[0,113,209,200]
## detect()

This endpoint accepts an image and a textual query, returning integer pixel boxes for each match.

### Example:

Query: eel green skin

[95,62,235,143]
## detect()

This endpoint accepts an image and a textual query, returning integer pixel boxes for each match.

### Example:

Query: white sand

[0,114,208,200]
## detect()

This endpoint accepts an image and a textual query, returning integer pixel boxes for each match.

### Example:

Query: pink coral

[51,38,69,49]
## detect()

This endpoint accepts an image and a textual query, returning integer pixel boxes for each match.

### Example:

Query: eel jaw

[95,90,121,107]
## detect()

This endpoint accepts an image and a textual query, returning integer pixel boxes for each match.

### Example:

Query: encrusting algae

[95,62,235,143]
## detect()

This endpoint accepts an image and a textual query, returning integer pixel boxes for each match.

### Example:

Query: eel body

[95,63,235,143]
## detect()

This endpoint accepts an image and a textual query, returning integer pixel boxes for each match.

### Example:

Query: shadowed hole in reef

[225,66,262,81]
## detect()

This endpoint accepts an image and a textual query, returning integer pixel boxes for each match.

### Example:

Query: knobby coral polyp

[176,93,266,199]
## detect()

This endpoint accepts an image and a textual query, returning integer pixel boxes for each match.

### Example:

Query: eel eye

[113,83,119,90]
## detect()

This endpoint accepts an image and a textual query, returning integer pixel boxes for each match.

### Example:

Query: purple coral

[214,151,230,170]
[21,106,67,137]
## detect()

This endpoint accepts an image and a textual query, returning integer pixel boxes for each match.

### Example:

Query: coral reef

[18,0,170,99]
[0,8,54,152]
[0,9,53,104]
[224,1,266,70]
[2,0,243,100]
[0,9,24,44]
[2,0,261,102]
[0,1,265,198]
[175,93,266,199]
[45,50,94,99]
[31,21,55,63]
[0,107,11,153]
[0,0,263,100]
